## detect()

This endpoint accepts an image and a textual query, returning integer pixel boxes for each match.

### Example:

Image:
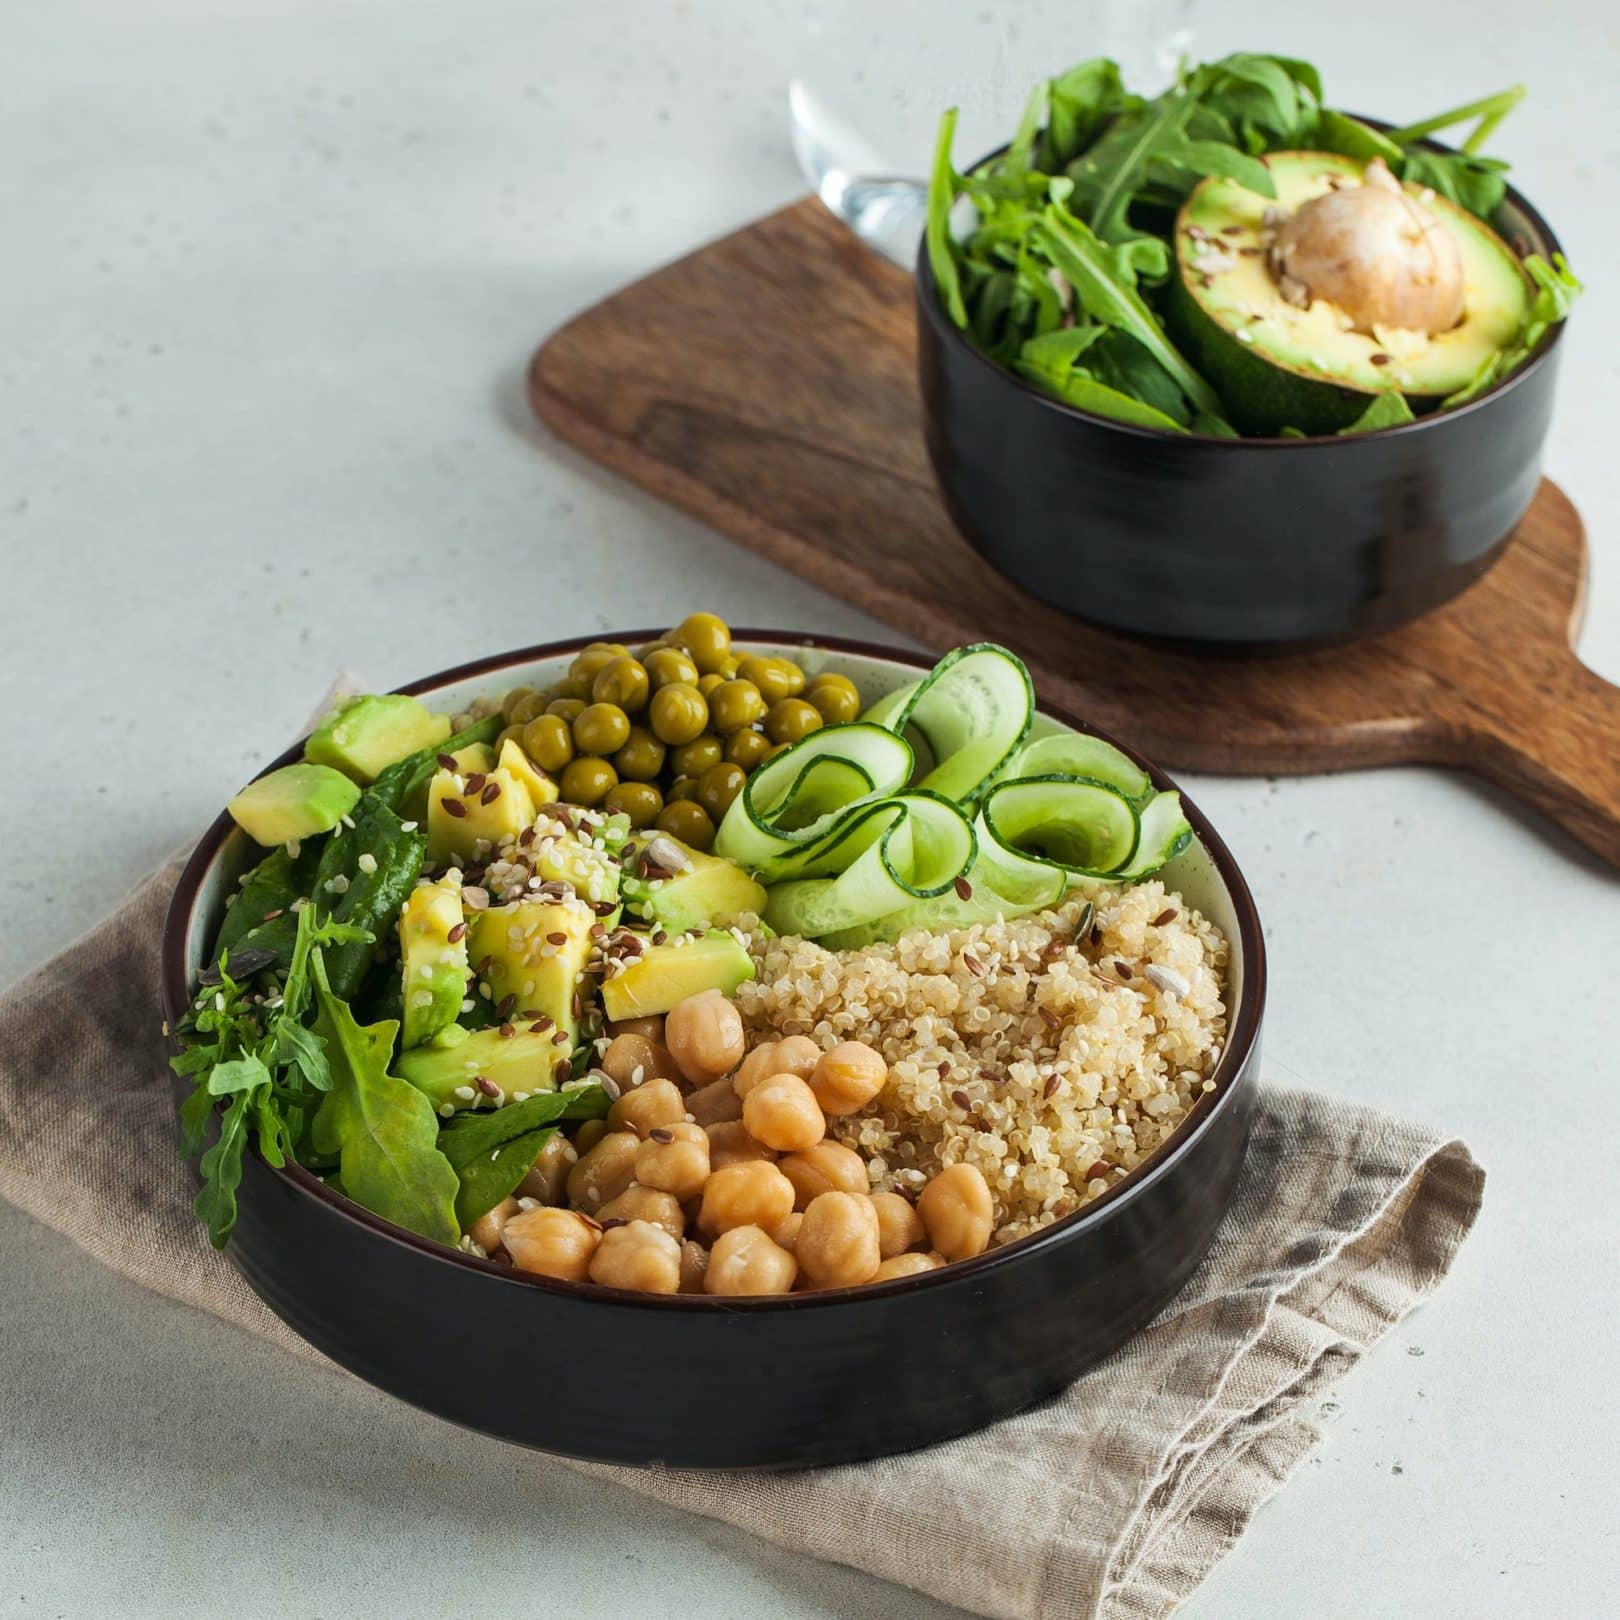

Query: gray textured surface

[2,1,1618,1615]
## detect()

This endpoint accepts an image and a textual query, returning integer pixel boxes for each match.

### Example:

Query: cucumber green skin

[1164,271,1375,437]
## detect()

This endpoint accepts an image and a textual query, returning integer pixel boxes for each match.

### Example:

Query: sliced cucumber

[1113,791,1193,878]
[762,792,976,938]
[980,776,1140,881]
[886,644,1034,805]
[1015,732,1152,804]
[816,855,1064,952]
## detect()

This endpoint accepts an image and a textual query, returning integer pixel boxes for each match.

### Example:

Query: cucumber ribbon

[713,644,1194,945]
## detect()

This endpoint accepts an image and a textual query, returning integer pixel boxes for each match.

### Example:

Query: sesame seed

[357,853,377,875]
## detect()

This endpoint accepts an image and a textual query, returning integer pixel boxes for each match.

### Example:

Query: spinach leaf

[1039,58,1135,171]
[213,842,320,961]
[309,953,460,1245]
[1338,392,1416,435]
[1313,109,1404,166]
[438,1084,612,1229]
[927,108,968,328]
[1399,149,1510,221]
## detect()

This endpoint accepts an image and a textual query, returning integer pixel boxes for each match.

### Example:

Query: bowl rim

[916,119,1569,449]
[161,630,1268,1311]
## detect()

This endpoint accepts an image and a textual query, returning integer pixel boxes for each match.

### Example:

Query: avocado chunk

[1167,151,1530,435]
[600,929,755,1022]
[398,872,468,1049]
[227,763,360,848]
[497,738,559,811]
[622,833,766,935]
[426,764,537,865]
[466,895,596,1055]
[395,1024,566,1112]
[306,694,452,785]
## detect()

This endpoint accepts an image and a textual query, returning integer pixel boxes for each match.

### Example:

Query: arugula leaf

[927,108,968,328]
[309,952,460,1245]
[206,1053,274,1096]
[1039,58,1135,171]
[1032,206,1223,417]
[437,1085,612,1228]
[194,1089,254,1247]
[1338,392,1417,435]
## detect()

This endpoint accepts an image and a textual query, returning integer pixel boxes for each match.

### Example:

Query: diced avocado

[449,742,496,774]
[398,872,468,1048]
[305,694,452,785]
[497,738,559,810]
[622,833,766,934]
[396,1025,565,1112]
[600,929,755,1022]
[1167,151,1530,435]
[525,808,624,912]
[426,766,536,865]
[227,763,360,848]
[467,896,596,1049]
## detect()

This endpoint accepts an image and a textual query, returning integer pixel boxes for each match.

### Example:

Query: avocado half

[1166,151,1530,436]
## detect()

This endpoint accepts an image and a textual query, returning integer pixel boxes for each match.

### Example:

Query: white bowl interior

[188,641,1244,1033]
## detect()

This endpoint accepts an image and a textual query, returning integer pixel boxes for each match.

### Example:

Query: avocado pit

[1267,158,1465,336]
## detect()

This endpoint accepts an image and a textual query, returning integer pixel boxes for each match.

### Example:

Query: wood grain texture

[529,198,1620,868]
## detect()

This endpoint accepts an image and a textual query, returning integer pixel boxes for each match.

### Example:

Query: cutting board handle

[1453,647,1620,868]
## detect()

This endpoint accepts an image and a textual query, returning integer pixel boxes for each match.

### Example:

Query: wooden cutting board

[528,197,1620,870]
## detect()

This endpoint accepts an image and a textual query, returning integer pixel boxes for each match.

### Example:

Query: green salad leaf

[309,953,461,1245]
[437,1085,613,1227]
[925,53,1573,440]
[1441,253,1583,407]
[1339,392,1417,435]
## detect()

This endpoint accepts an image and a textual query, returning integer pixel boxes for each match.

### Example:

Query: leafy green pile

[171,713,610,1249]
[926,53,1576,437]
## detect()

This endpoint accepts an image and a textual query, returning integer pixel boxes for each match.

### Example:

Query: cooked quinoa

[735,881,1228,1245]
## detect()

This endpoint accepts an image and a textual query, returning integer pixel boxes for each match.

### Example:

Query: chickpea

[572,1119,610,1154]
[775,1035,821,1080]
[468,1195,520,1256]
[684,1075,744,1126]
[516,1131,576,1204]
[704,1225,798,1296]
[635,1120,711,1200]
[606,1013,665,1043]
[796,1191,881,1289]
[870,1190,926,1257]
[597,1184,686,1243]
[698,1160,795,1236]
[565,1129,640,1212]
[607,1077,687,1137]
[779,1140,869,1210]
[600,1032,681,1090]
[588,1220,682,1293]
[503,1207,600,1282]
[809,1040,888,1117]
[705,1119,776,1169]
[678,1238,709,1294]
[742,1073,826,1153]
[917,1163,994,1261]
[769,1210,803,1253]
[664,988,745,1085]
[734,1036,816,1096]
[872,1251,944,1282]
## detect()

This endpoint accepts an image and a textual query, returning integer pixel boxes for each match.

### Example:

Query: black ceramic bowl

[162,632,1266,1470]
[916,139,1567,648]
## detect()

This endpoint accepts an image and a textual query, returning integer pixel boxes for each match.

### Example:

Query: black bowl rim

[161,630,1268,1312]
[917,117,1569,449]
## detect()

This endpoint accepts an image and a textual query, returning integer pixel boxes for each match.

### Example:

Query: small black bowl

[162,633,1266,1469]
[916,141,1567,648]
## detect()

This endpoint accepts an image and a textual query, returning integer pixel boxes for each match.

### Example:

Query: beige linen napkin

[0,862,1483,1620]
